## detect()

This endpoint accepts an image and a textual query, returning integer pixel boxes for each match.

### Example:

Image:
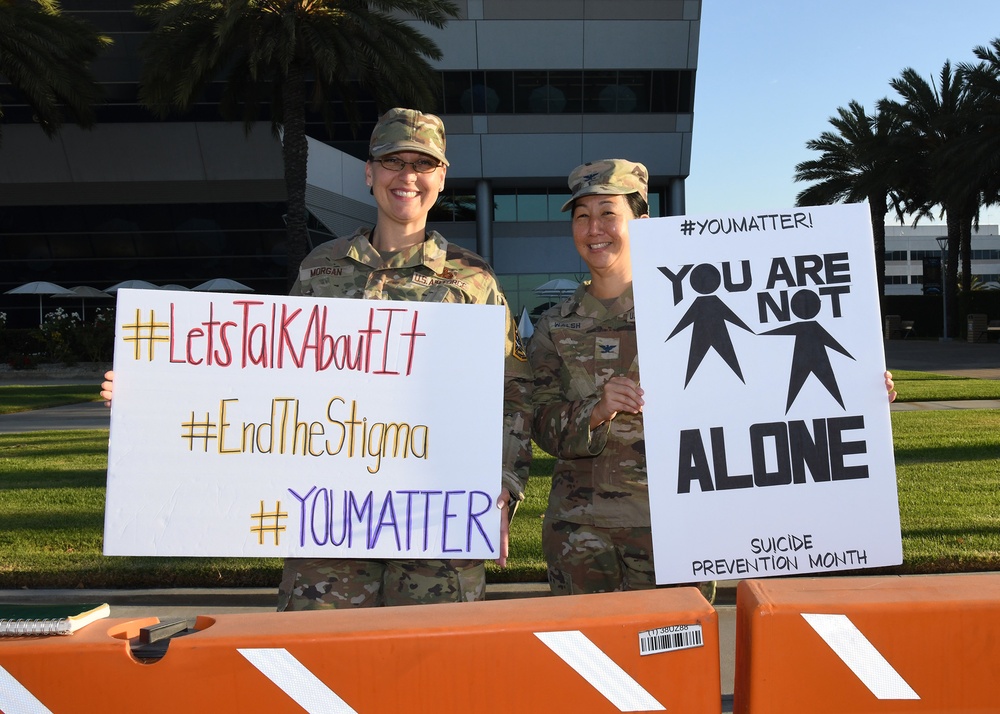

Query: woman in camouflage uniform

[103,108,532,610]
[277,108,533,609]
[527,159,672,597]
[528,159,895,601]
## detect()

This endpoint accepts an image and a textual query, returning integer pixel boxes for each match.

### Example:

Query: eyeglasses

[373,156,442,174]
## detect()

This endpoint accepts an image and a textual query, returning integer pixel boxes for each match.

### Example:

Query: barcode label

[638,624,704,655]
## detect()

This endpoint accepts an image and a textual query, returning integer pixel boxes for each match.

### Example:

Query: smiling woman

[97,108,534,609]
[527,158,681,598]
[276,107,534,611]
[366,150,447,241]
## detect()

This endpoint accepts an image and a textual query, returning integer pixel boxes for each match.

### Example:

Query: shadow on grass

[0,559,284,590]
[894,444,1000,463]
[4,511,104,531]
[0,470,106,490]
[902,524,1000,539]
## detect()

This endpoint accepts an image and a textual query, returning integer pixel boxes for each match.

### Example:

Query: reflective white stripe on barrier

[801,613,920,700]
[0,665,53,714]
[535,630,665,712]
[238,647,359,714]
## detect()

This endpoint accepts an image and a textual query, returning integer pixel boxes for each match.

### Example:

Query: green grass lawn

[2,375,1000,588]
[0,384,103,415]
[890,370,1000,402]
[889,409,1000,573]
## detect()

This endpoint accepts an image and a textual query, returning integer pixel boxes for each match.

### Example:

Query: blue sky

[686,0,1000,226]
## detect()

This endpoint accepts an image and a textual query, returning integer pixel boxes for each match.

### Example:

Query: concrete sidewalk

[0,400,110,433]
[884,337,1000,379]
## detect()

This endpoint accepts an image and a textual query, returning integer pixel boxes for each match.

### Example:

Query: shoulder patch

[512,323,528,362]
[446,243,490,270]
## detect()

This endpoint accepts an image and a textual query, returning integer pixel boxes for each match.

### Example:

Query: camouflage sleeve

[288,256,308,297]
[500,297,532,503]
[527,317,609,460]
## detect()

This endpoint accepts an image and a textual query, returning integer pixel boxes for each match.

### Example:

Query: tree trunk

[957,208,977,338]
[960,207,974,294]
[281,63,310,291]
[868,193,888,319]
[945,208,961,339]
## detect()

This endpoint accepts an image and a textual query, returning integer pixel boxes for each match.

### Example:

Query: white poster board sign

[630,203,901,584]
[103,289,505,559]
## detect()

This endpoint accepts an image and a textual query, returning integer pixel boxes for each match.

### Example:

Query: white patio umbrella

[517,305,534,340]
[106,279,159,293]
[4,281,75,326]
[52,285,112,321]
[533,278,580,299]
[193,278,254,293]
[157,284,191,291]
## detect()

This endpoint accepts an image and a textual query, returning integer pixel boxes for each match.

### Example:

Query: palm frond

[0,1,110,140]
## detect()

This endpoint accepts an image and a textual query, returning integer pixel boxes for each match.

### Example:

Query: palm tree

[880,62,982,337]
[0,0,110,143]
[135,0,459,288]
[793,100,905,313]
[958,38,1000,223]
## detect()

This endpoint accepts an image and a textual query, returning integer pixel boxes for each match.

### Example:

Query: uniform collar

[343,227,451,272]
[561,281,634,318]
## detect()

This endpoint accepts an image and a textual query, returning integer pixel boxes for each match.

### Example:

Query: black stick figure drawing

[664,263,755,386]
[760,289,855,413]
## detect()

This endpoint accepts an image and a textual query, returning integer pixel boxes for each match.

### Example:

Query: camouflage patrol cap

[561,159,649,212]
[369,107,449,166]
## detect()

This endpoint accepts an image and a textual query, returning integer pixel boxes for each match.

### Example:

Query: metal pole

[476,179,493,266]
[936,237,950,341]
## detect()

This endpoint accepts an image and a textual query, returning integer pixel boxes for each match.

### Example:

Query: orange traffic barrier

[734,573,1000,713]
[0,588,719,713]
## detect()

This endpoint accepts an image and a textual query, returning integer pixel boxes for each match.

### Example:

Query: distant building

[0,0,702,326]
[884,224,1000,295]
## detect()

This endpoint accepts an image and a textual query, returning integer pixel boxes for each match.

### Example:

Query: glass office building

[0,0,701,326]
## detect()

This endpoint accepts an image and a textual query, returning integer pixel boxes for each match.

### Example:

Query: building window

[493,195,517,223]
[431,188,664,222]
[513,192,548,221]
[0,202,288,328]
[428,191,477,222]
[439,69,695,115]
